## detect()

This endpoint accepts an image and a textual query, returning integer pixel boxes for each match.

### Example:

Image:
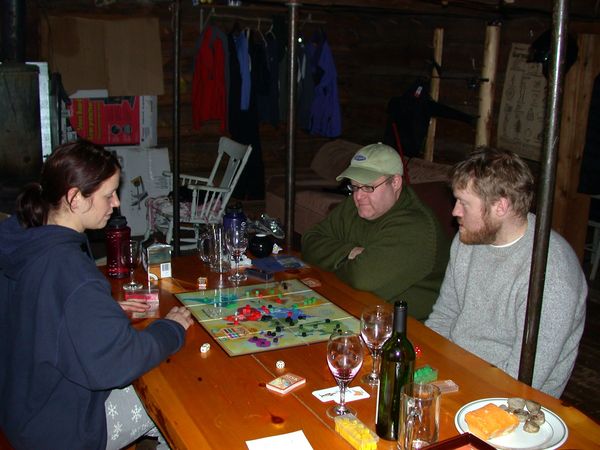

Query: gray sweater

[425,213,587,397]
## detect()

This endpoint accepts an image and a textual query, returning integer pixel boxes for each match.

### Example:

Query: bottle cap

[225,202,244,215]
[107,215,127,228]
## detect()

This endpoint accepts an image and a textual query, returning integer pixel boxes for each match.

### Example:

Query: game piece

[276,360,285,369]
[334,414,378,450]
[414,365,438,383]
[197,277,207,290]
[415,344,423,358]
[431,379,459,394]
[266,373,305,394]
[301,277,322,288]
[200,343,211,353]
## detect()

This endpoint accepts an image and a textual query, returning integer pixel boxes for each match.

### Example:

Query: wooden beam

[475,23,500,148]
[552,33,600,262]
[424,27,444,162]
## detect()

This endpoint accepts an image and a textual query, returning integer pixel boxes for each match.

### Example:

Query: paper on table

[234,254,253,267]
[246,430,314,450]
[312,386,370,403]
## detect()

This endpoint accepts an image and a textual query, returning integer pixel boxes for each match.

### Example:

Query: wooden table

[107,255,600,449]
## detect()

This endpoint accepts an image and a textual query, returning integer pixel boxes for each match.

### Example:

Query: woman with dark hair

[0,141,193,450]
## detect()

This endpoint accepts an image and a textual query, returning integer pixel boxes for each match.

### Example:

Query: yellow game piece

[334,414,378,450]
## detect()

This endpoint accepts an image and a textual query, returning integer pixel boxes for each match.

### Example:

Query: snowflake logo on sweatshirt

[107,401,119,419]
[131,404,143,422]
[111,422,123,441]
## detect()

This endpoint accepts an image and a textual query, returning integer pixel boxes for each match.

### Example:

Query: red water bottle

[106,215,131,278]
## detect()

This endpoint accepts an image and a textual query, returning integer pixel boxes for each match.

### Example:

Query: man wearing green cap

[301,143,450,320]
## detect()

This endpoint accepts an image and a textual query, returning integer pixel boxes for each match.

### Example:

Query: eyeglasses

[346,176,393,194]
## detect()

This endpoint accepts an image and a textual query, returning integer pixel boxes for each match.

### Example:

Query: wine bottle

[375,300,415,440]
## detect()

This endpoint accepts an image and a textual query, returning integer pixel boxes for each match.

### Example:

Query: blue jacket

[0,216,185,450]
[308,35,342,137]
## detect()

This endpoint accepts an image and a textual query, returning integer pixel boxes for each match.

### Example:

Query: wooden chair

[146,137,252,250]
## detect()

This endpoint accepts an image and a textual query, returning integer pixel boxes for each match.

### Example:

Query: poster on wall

[497,43,547,161]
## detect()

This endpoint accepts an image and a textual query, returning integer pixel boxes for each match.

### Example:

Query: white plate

[454,398,568,450]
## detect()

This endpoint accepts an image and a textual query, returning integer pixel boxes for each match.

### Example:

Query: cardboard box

[109,146,170,236]
[147,244,172,280]
[69,92,157,147]
[40,16,164,96]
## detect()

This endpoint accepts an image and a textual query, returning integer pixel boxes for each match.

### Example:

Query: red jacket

[192,25,227,131]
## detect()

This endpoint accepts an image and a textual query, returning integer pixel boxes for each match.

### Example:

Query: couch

[265,139,457,238]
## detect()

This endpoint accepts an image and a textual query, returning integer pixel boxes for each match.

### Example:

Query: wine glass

[121,239,143,291]
[225,224,248,284]
[326,330,364,418]
[360,304,393,385]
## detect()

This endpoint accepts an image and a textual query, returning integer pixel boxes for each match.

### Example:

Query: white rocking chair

[146,136,252,250]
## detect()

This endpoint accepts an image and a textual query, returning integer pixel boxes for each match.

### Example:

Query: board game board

[175,279,360,356]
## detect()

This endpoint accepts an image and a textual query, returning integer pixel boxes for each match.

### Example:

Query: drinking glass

[225,224,248,284]
[398,383,441,450]
[326,330,364,418]
[121,239,143,291]
[360,304,393,385]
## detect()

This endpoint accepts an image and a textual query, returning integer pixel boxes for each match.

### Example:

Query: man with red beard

[425,148,587,398]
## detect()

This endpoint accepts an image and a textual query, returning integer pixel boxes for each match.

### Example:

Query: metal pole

[285,1,300,251]
[172,0,181,256]
[1,0,25,62]
[518,0,568,386]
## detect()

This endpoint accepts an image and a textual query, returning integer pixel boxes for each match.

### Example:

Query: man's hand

[348,246,364,260]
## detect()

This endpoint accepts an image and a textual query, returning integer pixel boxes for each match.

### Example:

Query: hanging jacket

[233,30,251,111]
[383,78,476,157]
[192,25,228,131]
[308,32,342,138]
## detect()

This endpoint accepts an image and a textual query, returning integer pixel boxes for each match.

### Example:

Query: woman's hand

[165,306,194,330]
[119,299,150,313]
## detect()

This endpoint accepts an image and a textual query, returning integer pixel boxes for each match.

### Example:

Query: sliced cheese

[465,403,520,441]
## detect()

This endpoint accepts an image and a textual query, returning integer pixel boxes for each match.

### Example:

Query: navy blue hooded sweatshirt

[0,216,185,450]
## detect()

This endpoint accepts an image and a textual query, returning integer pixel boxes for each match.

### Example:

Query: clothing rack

[199,7,326,31]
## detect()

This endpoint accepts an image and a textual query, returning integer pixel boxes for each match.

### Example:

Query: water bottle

[106,215,131,278]
[223,202,247,233]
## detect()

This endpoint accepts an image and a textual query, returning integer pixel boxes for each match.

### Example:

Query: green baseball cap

[336,142,403,184]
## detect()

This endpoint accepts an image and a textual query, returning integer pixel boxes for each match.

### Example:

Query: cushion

[406,158,452,184]
[411,181,457,238]
[310,139,362,182]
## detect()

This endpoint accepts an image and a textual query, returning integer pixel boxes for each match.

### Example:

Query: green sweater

[301,186,450,320]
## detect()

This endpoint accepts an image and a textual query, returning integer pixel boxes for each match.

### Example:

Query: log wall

[23,1,600,257]
[26,2,553,176]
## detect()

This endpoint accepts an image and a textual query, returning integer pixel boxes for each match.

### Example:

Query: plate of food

[454,398,568,450]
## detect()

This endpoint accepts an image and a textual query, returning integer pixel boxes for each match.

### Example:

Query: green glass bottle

[375,300,415,440]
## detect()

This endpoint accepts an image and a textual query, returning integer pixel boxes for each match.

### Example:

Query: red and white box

[124,289,160,319]
[68,90,157,147]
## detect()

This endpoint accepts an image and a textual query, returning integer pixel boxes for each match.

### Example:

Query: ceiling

[50,0,600,23]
